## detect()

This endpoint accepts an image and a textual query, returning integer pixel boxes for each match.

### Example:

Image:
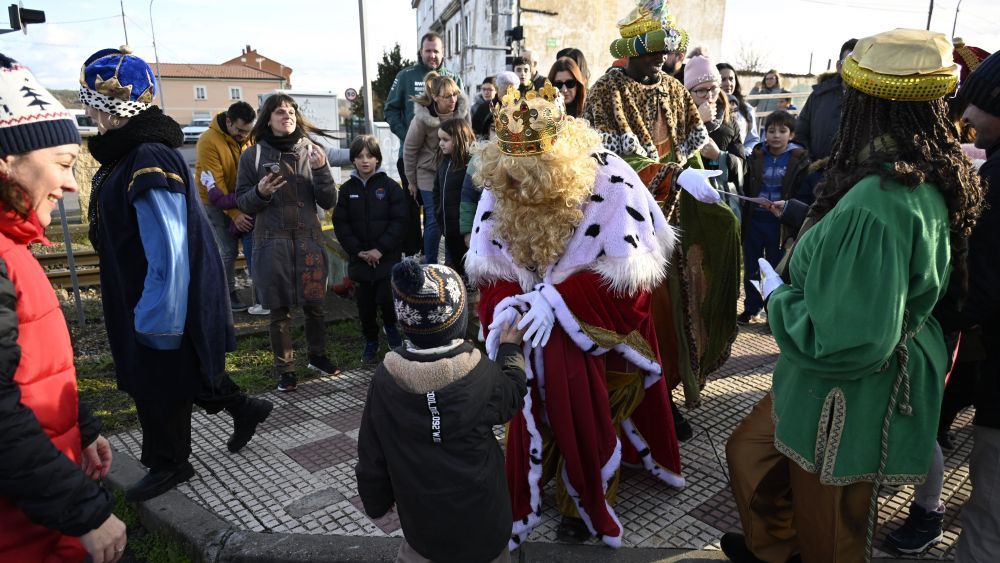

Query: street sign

[345,88,358,102]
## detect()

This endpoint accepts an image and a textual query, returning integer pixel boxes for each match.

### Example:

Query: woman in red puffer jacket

[0,52,126,563]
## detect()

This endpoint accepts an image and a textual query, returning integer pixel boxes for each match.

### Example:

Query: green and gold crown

[491,81,566,157]
[610,0,688,59]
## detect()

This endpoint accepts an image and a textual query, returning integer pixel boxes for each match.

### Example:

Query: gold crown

[491,81,566,156]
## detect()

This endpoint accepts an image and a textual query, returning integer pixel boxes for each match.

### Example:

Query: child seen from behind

[356,259,527,563]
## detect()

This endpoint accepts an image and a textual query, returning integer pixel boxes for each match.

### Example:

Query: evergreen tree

[352,43,414,121]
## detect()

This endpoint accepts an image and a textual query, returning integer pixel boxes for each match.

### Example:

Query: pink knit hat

[684,55,721,90]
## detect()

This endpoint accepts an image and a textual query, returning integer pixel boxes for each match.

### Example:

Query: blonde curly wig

[474,117,603,270]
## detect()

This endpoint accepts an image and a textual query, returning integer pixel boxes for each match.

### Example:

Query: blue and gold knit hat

[0,53,80,157]
[78,45,156,117]
[609,0,688,60]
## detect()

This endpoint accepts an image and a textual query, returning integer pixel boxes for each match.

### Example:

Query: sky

[720,0,1000,76]
[0,0,420,97]
[2,0,998,98]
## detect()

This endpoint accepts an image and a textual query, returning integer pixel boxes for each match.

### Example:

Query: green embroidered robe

[769,175,951,484]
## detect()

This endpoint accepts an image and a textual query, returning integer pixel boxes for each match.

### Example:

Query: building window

[194,85,207,100]
[229,86,242,100]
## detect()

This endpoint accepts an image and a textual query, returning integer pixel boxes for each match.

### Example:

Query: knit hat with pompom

[390,259,468,349]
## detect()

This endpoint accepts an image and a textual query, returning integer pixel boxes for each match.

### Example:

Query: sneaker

[246,304,270,316]
[383,324,403,349]
[276,372,297,392]
[361,341,379,364]
[230,291,248,312]
[737,311,765,325]
[307,355,342,376]
[885,502,944,554]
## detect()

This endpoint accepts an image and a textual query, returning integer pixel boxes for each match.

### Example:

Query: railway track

[39,250,246,288]
[39,225,342,288]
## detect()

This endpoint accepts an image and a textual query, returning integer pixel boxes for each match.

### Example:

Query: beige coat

[402,95,469,192]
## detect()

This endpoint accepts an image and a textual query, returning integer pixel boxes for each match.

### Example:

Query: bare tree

[736,41,770,73]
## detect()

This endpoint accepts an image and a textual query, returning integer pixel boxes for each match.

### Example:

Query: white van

[68,109,98,136]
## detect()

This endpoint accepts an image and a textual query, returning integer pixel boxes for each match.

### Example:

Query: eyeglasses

[553,79,578,90]
[691,86,720,96]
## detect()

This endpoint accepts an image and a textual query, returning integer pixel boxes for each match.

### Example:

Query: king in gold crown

[491,80,566,156]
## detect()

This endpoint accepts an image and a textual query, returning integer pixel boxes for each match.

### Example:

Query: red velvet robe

[481,271,683,548]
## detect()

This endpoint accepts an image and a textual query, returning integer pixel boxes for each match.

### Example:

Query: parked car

[69,109,98,136]
[182,118,212,143]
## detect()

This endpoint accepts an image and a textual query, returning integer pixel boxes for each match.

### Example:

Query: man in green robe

[581,0,742,414]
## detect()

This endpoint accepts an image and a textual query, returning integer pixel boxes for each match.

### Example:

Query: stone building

[412,0,726,99]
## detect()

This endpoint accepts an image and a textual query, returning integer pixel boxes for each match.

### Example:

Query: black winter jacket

[939,145,1000,428]
[706,107,746,193]
[356,341,526,563]
[433,155,469,238]
[471,98,496,140]
[796,74,844,160]
[333,170,408,283]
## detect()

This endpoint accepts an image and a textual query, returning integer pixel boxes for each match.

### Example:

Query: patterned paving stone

[111,329,970,559]
[285,434,358,473]
[690,487,741,535]
[350,495,402,534]
[267,403,317,428]
[318,404,364,432]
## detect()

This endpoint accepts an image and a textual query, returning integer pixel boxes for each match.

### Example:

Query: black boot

[669,394,694,441]
[720,533,802,562]
[555,516,591,543]
[720,533,766,562]
[885,502,944,554]
[125,461,195,502]
[227,397,273,453]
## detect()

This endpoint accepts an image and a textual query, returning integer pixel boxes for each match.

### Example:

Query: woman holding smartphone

[236,93,340,393]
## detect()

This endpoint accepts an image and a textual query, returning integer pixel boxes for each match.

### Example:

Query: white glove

[486,306,520,359]
[757,258,784,300]
[677,168,723,204]
[515,290,555,349]
[200,170,217,190]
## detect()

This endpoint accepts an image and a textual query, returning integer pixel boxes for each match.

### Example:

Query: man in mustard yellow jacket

[194,101,256,312]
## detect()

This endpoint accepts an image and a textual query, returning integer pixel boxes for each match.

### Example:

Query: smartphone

[262,162,281,176]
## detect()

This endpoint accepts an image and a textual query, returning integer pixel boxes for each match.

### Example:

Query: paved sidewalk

[108,323,973,561]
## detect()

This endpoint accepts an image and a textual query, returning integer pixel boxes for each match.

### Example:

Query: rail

[42,253,247,288]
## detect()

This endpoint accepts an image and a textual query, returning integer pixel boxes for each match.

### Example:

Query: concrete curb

[106,450,922,563]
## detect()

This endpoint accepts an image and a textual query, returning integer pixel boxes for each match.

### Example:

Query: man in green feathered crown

[581,0,743,445]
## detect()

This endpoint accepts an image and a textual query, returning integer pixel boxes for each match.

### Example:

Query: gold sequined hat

[491,80,566,156]
[841,29,959,102]
[609,0,688,60]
